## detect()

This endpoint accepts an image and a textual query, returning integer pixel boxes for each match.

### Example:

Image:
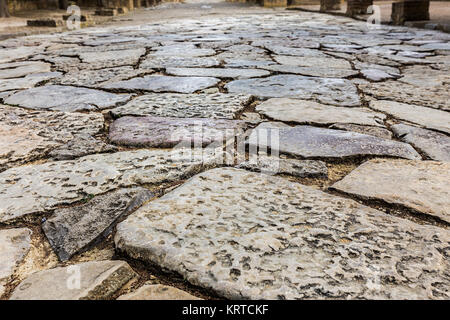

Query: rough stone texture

[165,67,270,79]
[332,159,450,223]
[369,100,450,134]
[102,75,220,93]
[78,48,146,69]
[0,228,32,297]
[110,93,251,119]
[391,124,450,162]
[397,65,449,88]
[0,72,62,92]
[153,45,215,57]
[117,284,201,300]
[330,123,393,140]
[10,260,137,300]
[0,61,50,79]
[43,188,153,261]
[0,105,104,171]
[0,149,215,222]
[140,56,221,69]
[360,69,396,82]
[247,124,420,160]
[4,85,132,112]
[262,64,359,78]
[225,75,360,107]
[255,98,386,127]
[109,116,248,148]
[115,168,450,300]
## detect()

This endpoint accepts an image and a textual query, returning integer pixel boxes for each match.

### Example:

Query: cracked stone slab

[10,260,137,300]
[115,167,450,300]
[111,93,251,119]
[332,159,450,223]
[329,123,393,140]
[0,72,62,92]
[153,45,215,57]
[43,187,153,261]
[0,105,105,171]
[225,75,360,107]
[109,116,248,148]
[0,46,43,64]
[102,75,219,93]
[397,65,450,88]
[391,124,450,162]
[78,48,146,69]
[117,284,201,300]
[255,98,386,127]
[140,56,220,69]
[247,124,420,160]
[0,228,32,297]
[165,67,270,79]
[0,149,213,222]
[369,100,450,134]
[261,64,359,78]
[0,61,51,79]
[4,85,132,112]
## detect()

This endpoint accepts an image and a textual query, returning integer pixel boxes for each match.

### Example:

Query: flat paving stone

[153,45,215,57]
[140,56,221,69]
[117,284,201,300]
[78,48,146,69]
[102,75,220,93]
[255,98,386,127]
[115,167,450,299]
[43,187,153,261]
[0,72,62,92]
[110,93,251,119]
[391,124,450,161]
[332,159,450,223]
[261,64,359,78]
[225,75,361,107]
[0,149,213,222]
[109,116,248,148]
[0,228,32,297]
[4,85,132,112]
[329,123,393,140]
[165,67,270,79]
[10,260,137,300]
[369,100,450,134]
[247,124,419,160]
[0,61,51,79]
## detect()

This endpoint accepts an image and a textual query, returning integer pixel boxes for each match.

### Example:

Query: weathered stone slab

[225,75,360,107]
[165,68,270,79]
[0,72,62,92]
[223,58,276,69]
[330,123,393,140]
[0,149,214,222]
[115,167,450,299]
[117,284,201,300]
[153,45,215,57]
[4,85,132,112]
[398,65,449,88]
[369,100,450,134]
[274,55,352,69]
[111,93,251,119]
[0,61,51,79]
[247,124,420,160]
[0,228,32,297]
[255,98,386,127]
[391,124,450,161]
[332,159,450,223]
[102,75,219,93]
[0,46,42,64]
[262,64,359,78]
[43,187,153,261]
[78,48,146,69]
[140,56,220,69]
[109,116,248,148]
[10,260,137,300]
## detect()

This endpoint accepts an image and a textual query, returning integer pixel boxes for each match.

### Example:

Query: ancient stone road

[0,1,449,300]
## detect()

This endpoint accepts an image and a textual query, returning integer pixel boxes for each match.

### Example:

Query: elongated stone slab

[0,149,213,222]
[256,98,386,127]
[0,61,51,79]
[140,56,220,69]
[369,100,450,134]
[43,187,153,261]
[165,67,270,79]
[117,284,201,300]
[330,123,393,140]
[78,48,146,69]
[102,75,219,93]
[262,64,359,78]
[332,159,450,223]
[247,124,420,160]
[10,261,137,300]
[115,167,450,299]
[109,116,248,148]
[0,72,62,92]
[110,93,251,119]
[392,124,450,161]
[4,85,132,112]
[225,75,360,107]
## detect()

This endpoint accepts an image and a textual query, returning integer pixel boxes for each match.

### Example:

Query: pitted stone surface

[43,187,153,261]
[102,75,219,93]
[115,167,450,300]
[332,159,450,223]
[78,48,146,69]
[369,100,450,134]
[247,124,419,160]
[165,67,270,79]
[225,75,360,107]
[109,116,248,148]
[10,260,137,300]
[0,149,214,222]
[4,85,132,112]
[110,93,251,119]
[255,98,386,127]
[117,284,201,300]
[391,124,450,162]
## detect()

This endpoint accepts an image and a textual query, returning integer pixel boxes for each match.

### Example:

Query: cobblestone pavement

[0,1,449,300]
